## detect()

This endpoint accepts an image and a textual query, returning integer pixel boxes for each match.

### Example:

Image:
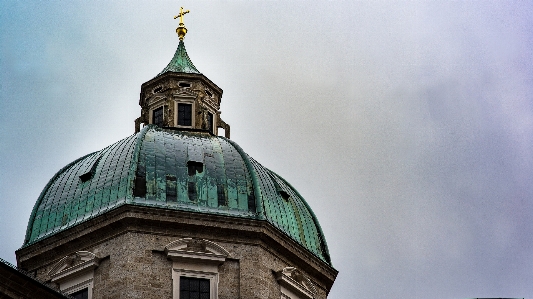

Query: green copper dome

[158,40,200,76]
[24,126,332,265]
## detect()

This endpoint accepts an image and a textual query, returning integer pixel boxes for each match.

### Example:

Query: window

[165,238,229,299]
[247,193,256,212]
[187,161,203,176]
[178,103,192,126]
[166,175,177,202]
[153,106,164,127]
[207,112,213,134]
[217,184,226,207]
[180,277,210,299]
[279,190,290,201]
[79,155,102,183]
[188,182,197,201]
[71,288,89,299]
[133,175,147,197]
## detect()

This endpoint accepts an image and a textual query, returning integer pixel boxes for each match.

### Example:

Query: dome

[24,126,332,265]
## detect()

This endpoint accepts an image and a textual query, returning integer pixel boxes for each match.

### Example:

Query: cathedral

[2,9,337,299]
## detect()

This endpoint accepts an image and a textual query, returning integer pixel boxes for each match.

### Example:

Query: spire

[158,40,200,75]
[157,7,199,76]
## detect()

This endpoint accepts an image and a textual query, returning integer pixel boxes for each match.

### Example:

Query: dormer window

[178,103,192,126]
[153,106,164,127]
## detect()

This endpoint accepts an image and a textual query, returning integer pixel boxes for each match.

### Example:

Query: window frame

[177,103,193,127]
[70,287,89,299]
[165,238,229,299]
[172,269,218,299]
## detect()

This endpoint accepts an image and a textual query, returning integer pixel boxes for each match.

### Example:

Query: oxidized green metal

[24,126,331,265]
[158,40,200,75]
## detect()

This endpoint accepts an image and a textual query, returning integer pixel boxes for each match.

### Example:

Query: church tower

[15,8,337,299]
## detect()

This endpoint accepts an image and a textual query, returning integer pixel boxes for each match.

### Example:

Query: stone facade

[16,205,337,299]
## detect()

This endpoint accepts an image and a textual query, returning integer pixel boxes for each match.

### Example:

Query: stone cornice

[16,204,337,290]
[141,72,223,99]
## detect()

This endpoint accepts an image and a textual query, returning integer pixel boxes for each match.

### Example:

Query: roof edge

[140,72,223,98]
[0,257,73,298]
[270,171,333,266]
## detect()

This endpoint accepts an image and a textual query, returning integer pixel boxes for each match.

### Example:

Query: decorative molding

[172,89,197,99]
[165,238,229,264]
[49,251,99,299]
[17,205,337,290]
[62,277,93,294]
[275,267,316,299]
[49,251,99,283]
[149,95,167,106]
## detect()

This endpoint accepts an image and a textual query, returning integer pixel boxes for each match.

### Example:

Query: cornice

[16,204,337,289]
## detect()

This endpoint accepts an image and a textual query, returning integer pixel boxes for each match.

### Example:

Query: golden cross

[174,7,190,24]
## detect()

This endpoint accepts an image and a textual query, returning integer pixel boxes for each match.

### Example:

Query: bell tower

[134,7,231,137]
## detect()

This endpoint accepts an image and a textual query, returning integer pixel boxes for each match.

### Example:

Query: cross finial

[174,7,190,40]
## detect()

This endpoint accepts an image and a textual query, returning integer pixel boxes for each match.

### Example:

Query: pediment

[49,251,99,283]
[164,238,229,263]
[148,95,166,105]
[275,267,317,299]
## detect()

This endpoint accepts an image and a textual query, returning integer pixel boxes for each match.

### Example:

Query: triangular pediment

[275,267,317,299]
[49,251,99,282]
[165,238,229,256]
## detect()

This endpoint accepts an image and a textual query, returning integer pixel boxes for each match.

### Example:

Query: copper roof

[24,126,331,265]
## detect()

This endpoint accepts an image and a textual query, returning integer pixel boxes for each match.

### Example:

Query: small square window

[178,103,192,126]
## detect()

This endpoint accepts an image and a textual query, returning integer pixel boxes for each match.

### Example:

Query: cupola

[134,7,230,137]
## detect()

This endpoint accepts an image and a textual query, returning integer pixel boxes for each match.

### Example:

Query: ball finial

[174,7,190,40]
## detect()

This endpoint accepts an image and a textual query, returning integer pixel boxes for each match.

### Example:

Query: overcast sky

[1,1,533,298]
